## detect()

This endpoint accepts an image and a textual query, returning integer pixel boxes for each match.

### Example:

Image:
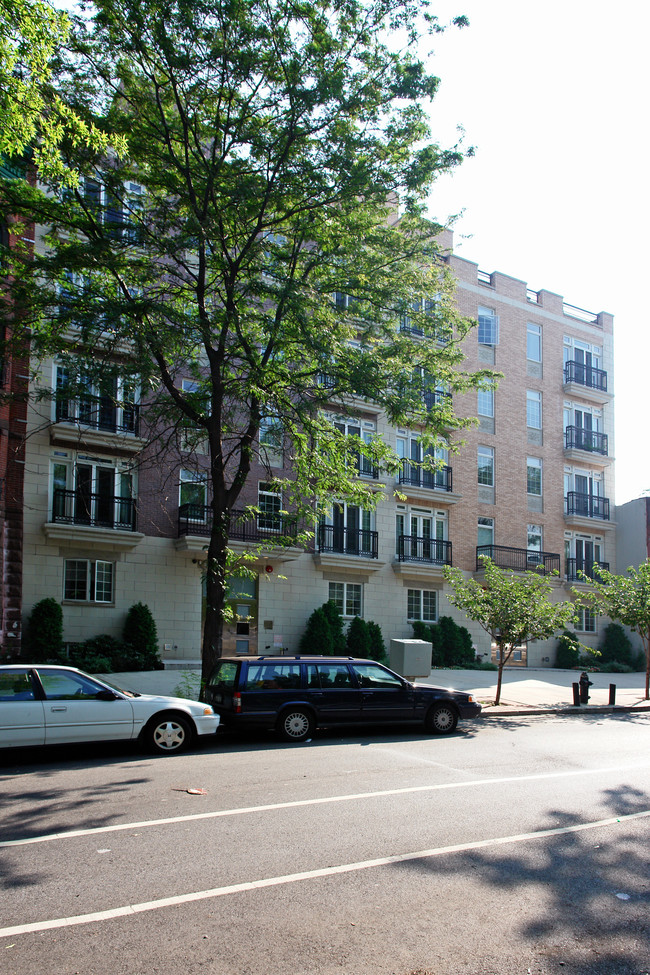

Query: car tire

[426,703,458,735]
[145,713,194,754]
[277,707,314,743]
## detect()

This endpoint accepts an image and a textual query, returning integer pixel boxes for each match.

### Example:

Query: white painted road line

[2,762,650,849]
[1,809,649,940]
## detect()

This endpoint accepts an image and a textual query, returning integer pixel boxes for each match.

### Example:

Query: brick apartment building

[18,229,616,667]
[0,155,31,658]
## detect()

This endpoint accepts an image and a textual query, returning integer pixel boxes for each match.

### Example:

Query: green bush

[599,622,634,667]
[556,630,581,669]
[346,615,371,657]
[69,634,162,673]
[603,661,635,673]
[367,621,387,663]
[477,660,498,671]
[123,602,159,657]
[24,598,64,662]
[299,606,334,655]
[412,616,475,668]
[321,600,347,653]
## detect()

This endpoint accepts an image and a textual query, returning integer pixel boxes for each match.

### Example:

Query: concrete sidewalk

[424,668,650,717]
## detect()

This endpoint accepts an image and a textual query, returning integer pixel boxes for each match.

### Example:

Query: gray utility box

[389,639,432,680]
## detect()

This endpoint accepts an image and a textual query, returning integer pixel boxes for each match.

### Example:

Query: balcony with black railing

[423,389,452,411]
[52,489,136,531]
[399,460,452,493]
[564,360,607,393]
[566,558,610,582]
[317,524,378,559]
[476,544,560,574]
[565,492,610,521]
[564,426,608,456]
[55,398,140,436]
[178,504,300,542]
[397,535,452,566]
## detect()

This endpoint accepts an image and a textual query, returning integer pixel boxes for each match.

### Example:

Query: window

[63,559,114,603]
[179,469,207,509]
[527,390,542,429]
[478,446,494,486]
[333,418,376,478]
[329,581,362,618]
[527,323,542,362]
[258,482,282,531]
[527,457,542,496]
[407,589,438,623]
[259,416,283,468]
[51,455,135,529]
[477,383,494,418]
[527,525,542,562]
[575,606,596,633]
[477,306,499,346]
[478,517,494,548]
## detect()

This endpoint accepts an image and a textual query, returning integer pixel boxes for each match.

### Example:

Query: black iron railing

[566,558,610,582]
[317,524,378,558]
[423,389,451,411]
[397,535,452,565]
[399,460,452,492]
[52,489,136,531]
[565,492,610,520]
[476,544,560,574]
[55,399,139,436]
[177,505,300,541]
[564,360,607,392]
[564,426,608,456]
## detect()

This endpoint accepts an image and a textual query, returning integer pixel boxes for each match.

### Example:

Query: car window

[315,664,354,689]
[244,663,301,690]
[0,669,35,701]
[38,671,105,700]
[351,664,403,689]
[210,661,238,688]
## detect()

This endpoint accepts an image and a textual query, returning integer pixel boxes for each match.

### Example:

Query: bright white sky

[423,0,649,504]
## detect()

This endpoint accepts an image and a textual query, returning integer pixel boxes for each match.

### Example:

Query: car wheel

[426,704,458,735]
[277,708,314,743]
[146,714,193,754]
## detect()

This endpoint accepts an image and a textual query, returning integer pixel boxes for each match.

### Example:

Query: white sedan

[0,665,219,755]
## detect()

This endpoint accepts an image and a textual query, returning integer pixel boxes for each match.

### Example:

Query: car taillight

[233,692,242,714]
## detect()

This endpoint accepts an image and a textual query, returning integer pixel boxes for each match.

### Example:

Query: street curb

[478,704,650,719]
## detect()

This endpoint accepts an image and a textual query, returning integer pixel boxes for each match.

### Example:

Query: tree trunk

[645,632,650,700]
[200,510,230,697]
[495,649,504,706]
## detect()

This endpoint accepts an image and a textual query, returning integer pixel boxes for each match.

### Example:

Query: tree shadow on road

[393,783,650,975]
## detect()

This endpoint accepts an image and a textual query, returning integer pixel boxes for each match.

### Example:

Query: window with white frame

[407,588,438,623]
[328,581,362,618]
[258,482,282,531]
[527,525,542,562]
[51,454,134,528]
[478,446,494,486]
[527,323,542,362]
[259,415,283,468]
[478,517,494,548]
[334,417,376,477]
[574,605,597,633]
[477,305,499,346]
[63,559,114,603]
[477,382,494,418]
[527,457,542,496]
[179,469,207,514]
[527,390,542,429]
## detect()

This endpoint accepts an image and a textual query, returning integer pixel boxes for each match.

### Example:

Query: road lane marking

[2,808,650,939]
[3,762,650,849]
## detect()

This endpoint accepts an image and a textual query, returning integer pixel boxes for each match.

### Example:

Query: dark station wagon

[207,655,482,742]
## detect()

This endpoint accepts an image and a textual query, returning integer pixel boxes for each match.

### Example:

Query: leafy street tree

[578,561,650,698]
[3,0,491,688]
[444,558,577,705]
[0,0,123,181]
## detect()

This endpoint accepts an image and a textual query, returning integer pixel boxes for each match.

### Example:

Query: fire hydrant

[579,671,593,704]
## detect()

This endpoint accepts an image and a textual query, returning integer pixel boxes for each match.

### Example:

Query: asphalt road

[2,712,650,975]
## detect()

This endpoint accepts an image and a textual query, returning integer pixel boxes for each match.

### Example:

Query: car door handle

[50,706,67,712]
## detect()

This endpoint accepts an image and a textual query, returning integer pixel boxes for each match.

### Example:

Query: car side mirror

[96,689,118,701]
